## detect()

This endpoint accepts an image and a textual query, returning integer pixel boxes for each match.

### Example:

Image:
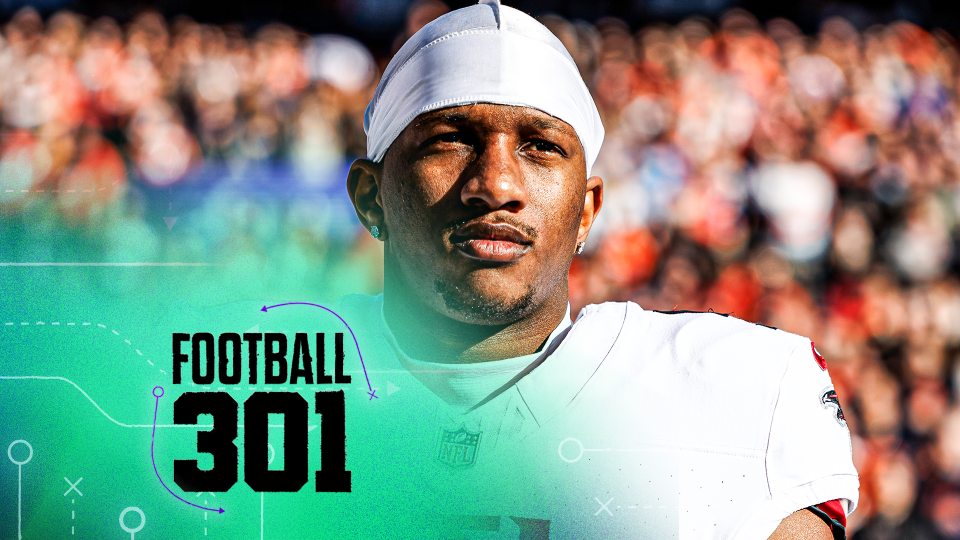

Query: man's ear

[347,158,385,239]
[577,175,603,244]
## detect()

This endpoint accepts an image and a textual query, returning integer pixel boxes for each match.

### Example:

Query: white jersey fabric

[332,294,859,539]
[382,302,572,411]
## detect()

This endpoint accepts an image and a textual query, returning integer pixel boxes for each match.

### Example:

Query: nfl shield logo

[437,424,482,469]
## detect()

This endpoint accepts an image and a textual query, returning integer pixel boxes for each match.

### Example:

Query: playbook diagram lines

[2,319,166,376]
[0,376,308,430]
[7,440,33,540]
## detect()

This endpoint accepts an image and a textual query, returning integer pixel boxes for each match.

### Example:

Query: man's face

[361,103,601,325]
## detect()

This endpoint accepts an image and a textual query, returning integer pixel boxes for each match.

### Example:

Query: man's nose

[460,135,528,211]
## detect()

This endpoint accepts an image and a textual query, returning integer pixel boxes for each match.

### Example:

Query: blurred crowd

[3,1,960,536]
[0,6,381,298]
[560,10,960,539]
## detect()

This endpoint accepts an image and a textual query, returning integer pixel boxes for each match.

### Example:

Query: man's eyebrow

[530,116,573,135]
[415,112,471,129]
[413,109,575,136]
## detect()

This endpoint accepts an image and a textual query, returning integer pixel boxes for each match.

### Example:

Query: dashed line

[0,377,298,431]
[2,180,122,196]
[3,320,164,377]
[0,376,208,428]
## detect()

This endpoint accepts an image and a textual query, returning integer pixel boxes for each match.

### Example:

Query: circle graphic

[153,386,164,398]
[7,440,33,466]
[119,507,146,536]
[558,437,584,463]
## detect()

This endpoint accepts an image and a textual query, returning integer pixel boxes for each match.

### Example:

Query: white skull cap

[363,0,604,176]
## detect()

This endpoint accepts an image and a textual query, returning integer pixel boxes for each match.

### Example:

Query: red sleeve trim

[816,500,846,528]
[807,500,846,540]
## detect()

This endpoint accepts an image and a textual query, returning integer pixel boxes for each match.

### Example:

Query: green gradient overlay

[0,202,678,539]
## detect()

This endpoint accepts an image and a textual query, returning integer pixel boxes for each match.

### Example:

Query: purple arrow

[150,387,225,514]
[260,303,377,400]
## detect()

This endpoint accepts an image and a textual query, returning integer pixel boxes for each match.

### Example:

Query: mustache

[443,214,539,241]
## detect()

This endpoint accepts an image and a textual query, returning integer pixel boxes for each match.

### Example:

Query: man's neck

[381,276,569,365]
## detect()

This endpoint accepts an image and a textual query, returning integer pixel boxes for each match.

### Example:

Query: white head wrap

[363,0,604,176]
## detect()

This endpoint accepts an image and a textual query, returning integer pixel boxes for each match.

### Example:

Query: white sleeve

[734,337,860,540]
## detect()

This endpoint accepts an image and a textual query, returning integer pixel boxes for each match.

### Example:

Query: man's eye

[530,140,559,153]
[436,133,462,144]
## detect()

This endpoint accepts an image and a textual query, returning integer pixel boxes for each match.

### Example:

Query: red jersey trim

[807,499,846,540]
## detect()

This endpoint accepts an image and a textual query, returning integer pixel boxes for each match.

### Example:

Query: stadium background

[1,0,960,537]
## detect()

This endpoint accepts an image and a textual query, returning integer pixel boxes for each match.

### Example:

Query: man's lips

[449,221,533,263]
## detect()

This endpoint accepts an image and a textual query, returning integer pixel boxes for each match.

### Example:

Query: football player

[339,0,859,537]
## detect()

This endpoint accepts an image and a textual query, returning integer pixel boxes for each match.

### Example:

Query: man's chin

[433,279,536,325]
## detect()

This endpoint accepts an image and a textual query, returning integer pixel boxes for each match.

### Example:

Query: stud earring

[370,225,381,239]
[575,241,585,255]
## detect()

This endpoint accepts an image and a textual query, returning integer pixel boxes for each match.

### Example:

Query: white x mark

[594,497,614,516]
[63,477,83,497]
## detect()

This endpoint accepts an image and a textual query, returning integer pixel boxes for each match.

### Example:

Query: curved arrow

[260,302,377,400]
[150,387,225,514]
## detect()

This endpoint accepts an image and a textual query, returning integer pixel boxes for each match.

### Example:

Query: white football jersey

[330,294,859,540]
